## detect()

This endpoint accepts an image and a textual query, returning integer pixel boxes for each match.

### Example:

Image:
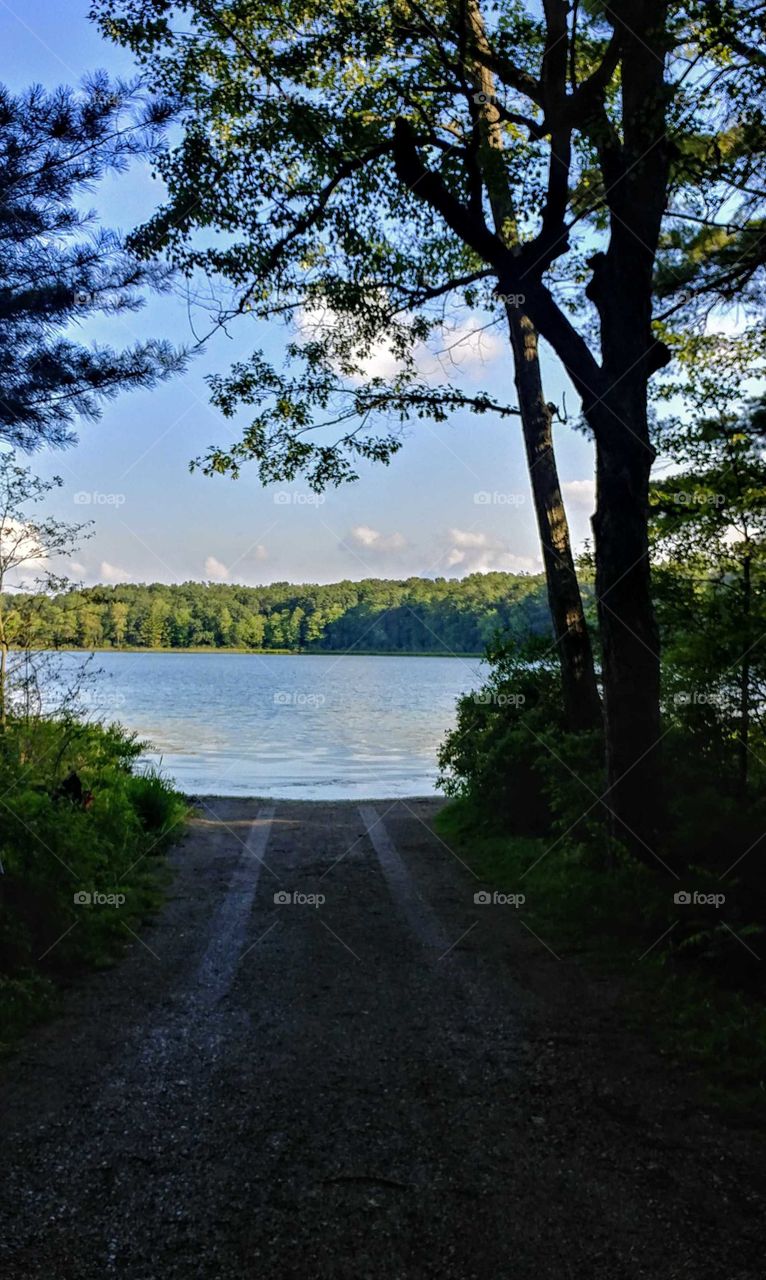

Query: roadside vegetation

[0,716,186,1046]
[0,459,186,1047]
[436,800,766,1114]
[438,381,766,1109]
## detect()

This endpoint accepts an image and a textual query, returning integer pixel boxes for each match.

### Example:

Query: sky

[0,0,598,588]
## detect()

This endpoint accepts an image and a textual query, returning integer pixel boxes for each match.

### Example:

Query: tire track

[194,803,276,1007]
[358,803,451,953]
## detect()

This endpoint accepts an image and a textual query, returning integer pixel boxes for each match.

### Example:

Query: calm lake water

[67,652,484,798]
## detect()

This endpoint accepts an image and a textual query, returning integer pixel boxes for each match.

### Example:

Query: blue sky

[1,0,597,587]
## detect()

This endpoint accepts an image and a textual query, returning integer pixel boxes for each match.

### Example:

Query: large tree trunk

[578,3,671,854]
[588,382,662,857]
[507,308,601,731]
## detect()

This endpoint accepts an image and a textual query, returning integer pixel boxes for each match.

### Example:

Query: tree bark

[589,396,661,854]
[578,2,672,852]
[506,308,601,730]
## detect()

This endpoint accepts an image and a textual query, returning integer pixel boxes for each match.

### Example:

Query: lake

[68,652,484,798]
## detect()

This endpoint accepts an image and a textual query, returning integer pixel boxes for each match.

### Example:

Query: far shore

[35,646,485,659]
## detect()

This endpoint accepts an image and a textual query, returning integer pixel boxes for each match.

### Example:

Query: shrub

[438,636,605,847]
[0,714,187,1044]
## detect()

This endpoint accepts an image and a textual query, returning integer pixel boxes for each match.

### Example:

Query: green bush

[438,637,605,847]
[0,715,187,1044]
[438,635,766,968]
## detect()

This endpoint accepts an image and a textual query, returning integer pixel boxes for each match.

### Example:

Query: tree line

[4,574,552,654]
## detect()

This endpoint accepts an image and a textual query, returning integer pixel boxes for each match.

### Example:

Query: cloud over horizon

[100,560,132,584]
[204,555,229,581]
[347,525,408,554]
[443,528,538,575]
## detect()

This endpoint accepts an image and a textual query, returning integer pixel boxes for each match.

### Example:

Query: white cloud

[0,517,46,569]
[297,304,503,386]
[561,479,596,510]
[429,318,504,377]
[449,529,490,550]
[69,561,87,576]
[100,560,131,583]
[444,528,538,575]
[205,555,229,580]
[348,525,407,553]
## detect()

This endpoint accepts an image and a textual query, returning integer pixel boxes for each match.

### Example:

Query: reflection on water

[58,652,483,798]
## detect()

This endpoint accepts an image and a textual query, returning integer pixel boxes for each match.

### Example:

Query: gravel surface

[0,796,763,1278]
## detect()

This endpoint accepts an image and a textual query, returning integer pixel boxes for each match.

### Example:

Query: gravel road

[0,797,763,1279]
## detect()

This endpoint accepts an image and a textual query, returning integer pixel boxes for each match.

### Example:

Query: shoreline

[35,647,485,659]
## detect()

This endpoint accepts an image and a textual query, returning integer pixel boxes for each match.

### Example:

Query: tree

[109,600,130,646]
[140,598,171,648]
[651,348,766,796]
[0,454,90,727]
[77,603,104,650]
[0,74,185,451]
[653,1,766,324]
[94,0,721,849]
[93,0,602,735]
[233,613,265,649]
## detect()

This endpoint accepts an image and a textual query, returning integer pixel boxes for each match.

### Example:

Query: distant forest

[7,574,552,654]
